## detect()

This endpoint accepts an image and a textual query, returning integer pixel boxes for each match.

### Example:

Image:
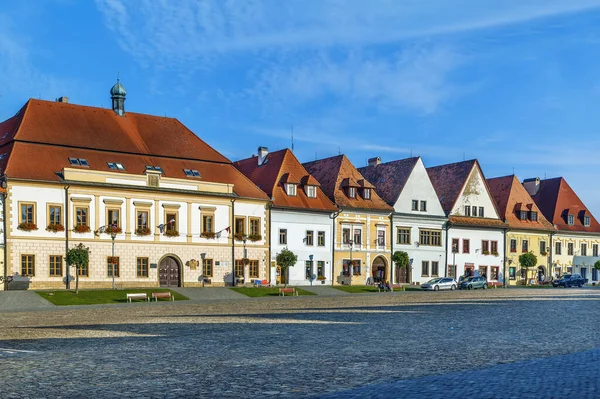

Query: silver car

[421,277,458,291]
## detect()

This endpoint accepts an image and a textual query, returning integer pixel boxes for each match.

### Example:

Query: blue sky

[2,0,600,214]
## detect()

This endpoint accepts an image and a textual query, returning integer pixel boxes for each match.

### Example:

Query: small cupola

[110,79,127,116]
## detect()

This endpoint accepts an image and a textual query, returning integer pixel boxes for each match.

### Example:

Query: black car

[552,273,587,288]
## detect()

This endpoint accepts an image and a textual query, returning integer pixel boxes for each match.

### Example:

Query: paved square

[1,288,599,398]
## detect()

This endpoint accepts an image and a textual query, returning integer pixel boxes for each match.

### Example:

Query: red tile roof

[234,149,337,212]
[358,157,419,206]
[487,175,555,231]
[0,99,267,200]
[303,155,392,212]
[448,216,507,229]
[530,177,600,233]
[426,159,476,214]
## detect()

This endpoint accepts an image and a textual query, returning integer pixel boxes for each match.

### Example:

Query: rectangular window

[491,266,499,280]
[531,211,538,221]
[431,261,439,277]
[166,212,177,232]
[594,244,598,257]
[509,266,516,280]
[305,230,314,246]
[235,217,245,235]
[317,231,325,247]
[481,240,490,254]
[447,264,456,278]
[581,243,587,257]
[203,258,213,277]
[20,202,36,224]
[249,218,260,236]
[49,255,62,277]
[452,238,459,253]
[397,228,411,244]
[48,205,62,225]
[584,216,591,227]
[279,229,287,245]
[107,256,119,277]
[510,239,517,253]
[305,261,313,279]
[75,206,88,227]
[568,215,575,225]
[137,210,149,231]
[464,206,471,217]
[353,229,362,245]
[520,211,528,221]
[463,239,470,254]
[479,266,488,279]
[317,261,325,278]
[249,260,259,278]
[472,206,477,217]
[540,241,547,254]
[479,207,484,218]
[377,230,385,247]
[348,187,356,198]
[78,263,89,277]
[306,185,317,198]
[342,259,361,276]
[522,240,529,253]
[137,257,149,277]
[555,241,562,255]
[568,242,574,255]
[286,184,297,196]
[363,188,371,200]
[420,201,427,212]
[491,241,498,255]
[419,229,442,246]
[234,260,244,277]
[21,255,35,277]
[421,261,429,277]
[342,228,351,244]
[412,200,419,211]
[202,215,213,233]
[107,208,120,227]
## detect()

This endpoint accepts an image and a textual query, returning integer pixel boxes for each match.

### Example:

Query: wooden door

[159,256,180,287]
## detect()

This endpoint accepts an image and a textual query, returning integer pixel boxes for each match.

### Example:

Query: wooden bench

[391,284,404,292]
[152,292,174,301]
[279,288,298,296]
[126,293,148,303]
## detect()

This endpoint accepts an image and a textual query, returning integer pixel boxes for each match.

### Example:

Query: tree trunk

[75,268,80,294]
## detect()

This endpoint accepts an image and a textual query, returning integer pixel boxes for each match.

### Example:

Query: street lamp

[200,253,206,287]
[452,243,458,279]
[110,230,117,290]
[348,240,353,286]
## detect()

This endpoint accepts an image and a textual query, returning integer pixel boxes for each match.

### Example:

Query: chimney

[522,177,540,196]
[56,96,69,103]
[368,156,381,166]
[258,146,269,166]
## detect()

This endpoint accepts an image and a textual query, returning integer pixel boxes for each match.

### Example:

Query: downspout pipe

[549,231,554,279]
[503,228,508,288]
[267,201,272,285]
[329,208,340,286]
[64,184,70,290]
[2,187,7,291]
[231,198,236,287]
[389,212,394,283]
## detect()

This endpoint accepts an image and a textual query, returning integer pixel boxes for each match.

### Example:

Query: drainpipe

[503,228,508,288]
[267,202,272,285]
[64,184,70,290]
[231,198,236,287]
[444,220,450,278]
[549,231,554,279]
[330,208,340,286]
[2,186,7,291]
[389,213,394,283]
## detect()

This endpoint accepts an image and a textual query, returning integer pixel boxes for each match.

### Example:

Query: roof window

[183,169,201,177]
[69,158,89,167]
[107,162,126,171]
[146,165,164,174]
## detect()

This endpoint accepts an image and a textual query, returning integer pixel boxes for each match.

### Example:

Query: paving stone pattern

[1,289,600,398]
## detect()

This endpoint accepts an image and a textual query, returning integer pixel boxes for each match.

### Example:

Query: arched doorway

[372,256,387,283]
[159,256,181,287]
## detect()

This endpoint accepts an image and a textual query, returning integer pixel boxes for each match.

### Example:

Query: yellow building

[304,155,393,285]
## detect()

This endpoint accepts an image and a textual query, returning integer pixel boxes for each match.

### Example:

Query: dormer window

[146,165,164,174]
[348,187,356,198]
[286,183,297,196]
[520,211,527,221]
[568,214,575,226]
[183,169,201,177]
[107,162,125,171]
[584,216,591,227]
[530,211,538,222]
[363,188,371,200]
[69,158,89,167]
[305,185,316,198]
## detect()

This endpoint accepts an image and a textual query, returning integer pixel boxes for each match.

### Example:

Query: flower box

[107,256,119,264]
[482,250,490,255]
[201,231,216,239]
[18,222,38,232]
[540,251,548,256]
[73,225,91,234]
[104,225,122,234]
[135,227,151,236]
[46,224,65,233]
[234,233,246,241]
[491,251,499,257]
[248,234,262,242]
[317,275,326,281]
[164,229,180,237]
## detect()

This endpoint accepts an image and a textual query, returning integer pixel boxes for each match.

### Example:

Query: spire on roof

[110,79,126,116]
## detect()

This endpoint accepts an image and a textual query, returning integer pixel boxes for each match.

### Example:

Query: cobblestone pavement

[0,291,54,311]
[169,287,248,301]
[1,288,600,398]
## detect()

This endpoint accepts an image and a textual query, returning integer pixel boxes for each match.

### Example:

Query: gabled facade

[427,160,507,282]
[359,157,447,284]
[525,177,600,282]
[235,148,337,286]
[487,175,555,285]
[0,84,269,290]
[304,155,393,285]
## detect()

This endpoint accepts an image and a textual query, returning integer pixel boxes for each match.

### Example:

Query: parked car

[421,277,458,291]
[459,276,488,290]
[552,274,587,288]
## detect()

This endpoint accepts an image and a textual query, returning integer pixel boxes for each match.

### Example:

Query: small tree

[66,243,90,294]
[519,251,537,285]
[276,247,297,287]
[391,251,410,283]
[595,260,600,272]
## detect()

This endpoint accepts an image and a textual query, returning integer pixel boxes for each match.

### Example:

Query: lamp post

[348,240,353,286]
[200,253,206,287]
[452,243,458,279]
[242,237,248,285]
[110,231,117,290]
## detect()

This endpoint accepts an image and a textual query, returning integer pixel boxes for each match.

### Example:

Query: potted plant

[165,229,179,237]
[17,222,38,232]
[491,251,499,256]
[234,232,246,241]
[104,225,122,234]
[46,223,65,233]
[135,227,151,236]
[73,225,91,234]
[248,234,262,242]
[482,250,490,255]
[201,231,216,239]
